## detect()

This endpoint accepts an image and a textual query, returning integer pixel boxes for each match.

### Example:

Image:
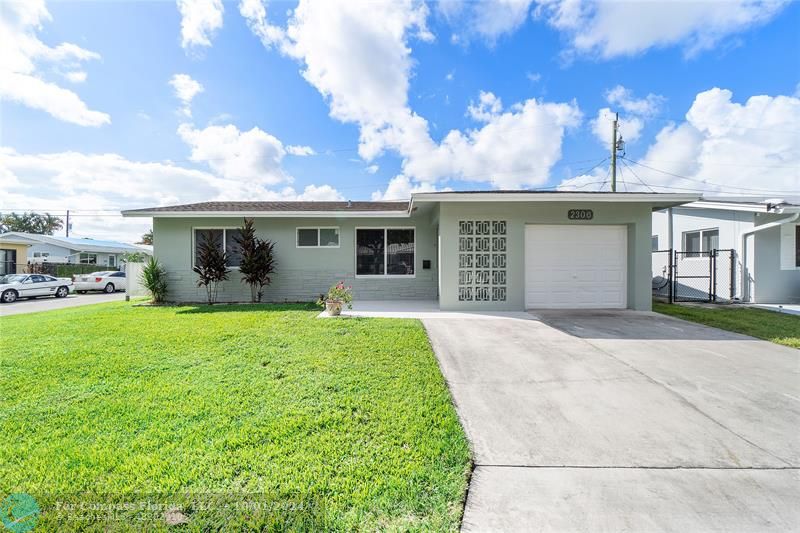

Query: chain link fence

[652,249,736,303]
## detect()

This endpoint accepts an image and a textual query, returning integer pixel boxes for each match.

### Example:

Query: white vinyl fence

[124,262,148,299]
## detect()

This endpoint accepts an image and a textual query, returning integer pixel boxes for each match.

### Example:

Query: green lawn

[0,302,471,531]
[653,302,800,349]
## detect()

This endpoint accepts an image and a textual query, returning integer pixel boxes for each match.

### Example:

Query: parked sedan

[0,274,74,303]
[74,271,127,293]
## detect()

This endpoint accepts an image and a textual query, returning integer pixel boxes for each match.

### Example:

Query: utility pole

[610,112,619,192]
[66,210,70,237]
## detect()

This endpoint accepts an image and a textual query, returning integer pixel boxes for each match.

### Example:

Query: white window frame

[79,253,98,264]
[191,227,243,270]
[682,228,719,257]
[33,251,50,258]
[354,227,416,278]
[296,226,340,249]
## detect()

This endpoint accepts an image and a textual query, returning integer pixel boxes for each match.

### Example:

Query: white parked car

[0,274,74,303]
[74,271,127,293]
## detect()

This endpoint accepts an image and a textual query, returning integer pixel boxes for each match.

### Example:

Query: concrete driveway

[423,310,800,532]
[0,292,125,317]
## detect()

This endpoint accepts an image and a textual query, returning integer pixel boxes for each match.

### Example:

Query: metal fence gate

[652,248,735,303]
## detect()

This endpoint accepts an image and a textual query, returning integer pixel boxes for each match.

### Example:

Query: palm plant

[140,256,168,303]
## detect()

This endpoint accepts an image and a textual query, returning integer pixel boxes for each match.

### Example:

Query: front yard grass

[653,301,800,349]
[0,302,471,531]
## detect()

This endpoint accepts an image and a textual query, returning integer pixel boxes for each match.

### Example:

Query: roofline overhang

[410,192,699,211]
[121,210,412,218]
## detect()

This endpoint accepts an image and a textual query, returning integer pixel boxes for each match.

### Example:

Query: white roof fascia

[121,210,411,218]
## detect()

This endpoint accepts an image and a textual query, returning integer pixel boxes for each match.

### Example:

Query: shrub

[193,233,230,304]
[140,257,168,303]
[317,281,353,309]
[235,218,276,303]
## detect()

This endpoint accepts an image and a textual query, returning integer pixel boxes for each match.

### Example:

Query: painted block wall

[753,221,800,303]
[437,201,653,311]
[152,212,438,303]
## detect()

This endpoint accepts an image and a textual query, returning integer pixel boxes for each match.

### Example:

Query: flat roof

[122,192,700,217]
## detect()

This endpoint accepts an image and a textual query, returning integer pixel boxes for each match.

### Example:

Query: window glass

[108,255,116,267]
[319,228,339,247]
[194,229,223,266]
[356,229,385,275]
[387,229,414,275]
[225,229,243,267]
[297,228,319,247]
[30,275,46,283]
[702,230,719,252]
[685,232,701,256]
[651,236,658,251]
[80,253,97,264]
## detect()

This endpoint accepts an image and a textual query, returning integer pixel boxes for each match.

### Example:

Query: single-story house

[652,197,800,304]
[0,234,37,275]
[0,232,151,269]
[122,191,697,311]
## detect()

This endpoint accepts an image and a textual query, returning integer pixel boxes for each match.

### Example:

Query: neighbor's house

[0,232,150,269]
[122,192,697,311]
[0,233,37,275]
[652,198,800,303]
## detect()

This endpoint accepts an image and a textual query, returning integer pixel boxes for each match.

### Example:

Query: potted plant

[317,281,352,316]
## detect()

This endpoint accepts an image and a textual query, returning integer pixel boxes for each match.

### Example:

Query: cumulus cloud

[239,0,286,48]
[590,107,643,145]
[64,70,87,83]
[562,88,800,195]
[0,0,109,126]
[248,0,579,190]
[589,86,664,145]
[535,0,789,59]
[438,0,535,43]
[605,85,664,117]
[177,123,290,185]
[371,174,452,200]
[177,0,224,50]
[169,74,204,117]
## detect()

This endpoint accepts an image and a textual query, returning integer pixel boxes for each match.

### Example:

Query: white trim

[685,201,800,214]
[124,210,410,218]
[191,226,242,270]
[295,226,341,249]
[412,192,699,204]
[681,227,719,257]
[354,227,416,278]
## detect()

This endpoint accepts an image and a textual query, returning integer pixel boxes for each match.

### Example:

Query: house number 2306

[567,209,593,220]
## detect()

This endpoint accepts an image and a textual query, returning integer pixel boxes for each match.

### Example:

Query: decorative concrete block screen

[457,220,507,302]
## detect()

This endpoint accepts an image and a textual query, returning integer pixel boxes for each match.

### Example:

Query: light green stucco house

[122,191,696,311]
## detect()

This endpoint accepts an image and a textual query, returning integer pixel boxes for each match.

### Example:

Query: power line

[620,159,655,192]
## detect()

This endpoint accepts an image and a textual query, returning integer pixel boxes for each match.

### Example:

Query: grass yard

[653,302,800,349]
[0,303,471,531]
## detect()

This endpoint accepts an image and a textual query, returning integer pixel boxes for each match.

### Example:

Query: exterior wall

[652,207,800,302]
[25,243,120,266]
[153,212,438,303]
[438,201,653,311]
[752,219,800,303]
[0,244,29,274]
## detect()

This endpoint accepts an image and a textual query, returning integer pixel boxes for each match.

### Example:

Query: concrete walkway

[423,310,800,532]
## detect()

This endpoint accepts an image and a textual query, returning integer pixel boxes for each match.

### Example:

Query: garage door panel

[525,225,627,309]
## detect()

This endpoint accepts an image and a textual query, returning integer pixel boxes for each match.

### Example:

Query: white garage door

[525,225,627,309]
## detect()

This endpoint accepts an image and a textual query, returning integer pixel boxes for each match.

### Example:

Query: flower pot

[326,300,343,316]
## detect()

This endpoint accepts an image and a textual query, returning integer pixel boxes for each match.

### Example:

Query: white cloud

[526,71,542,83]
[371,174,451,200]
[239,0,286,48]
[590,107,644,145]
[286,145,315,156]
[605,85,664,117]
[366,164,379,174]
[0,145,344,241]
[438,0,535,43]
[0,0,109,126]
[177,123,290,185]
[563,88,800,195]
[535,0,789,59]
[177,0,224,50]
[169,74,204,117]
[253,0,579,190]
[64,70,87,83]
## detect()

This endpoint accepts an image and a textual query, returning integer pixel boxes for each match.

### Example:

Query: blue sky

[1,0,799,241]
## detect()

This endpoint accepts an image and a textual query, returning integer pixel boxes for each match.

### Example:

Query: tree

[138,229,153,245]
[193,232,230,304]
[0,212,64,235]
[235,218,276,302]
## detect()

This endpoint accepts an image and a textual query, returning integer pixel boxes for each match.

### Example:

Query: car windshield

[0,274,27,284]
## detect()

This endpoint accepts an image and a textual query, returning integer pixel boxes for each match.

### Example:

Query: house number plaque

[567,209,593,220]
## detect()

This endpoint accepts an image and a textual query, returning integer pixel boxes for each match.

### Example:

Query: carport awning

[411,191,700,211]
